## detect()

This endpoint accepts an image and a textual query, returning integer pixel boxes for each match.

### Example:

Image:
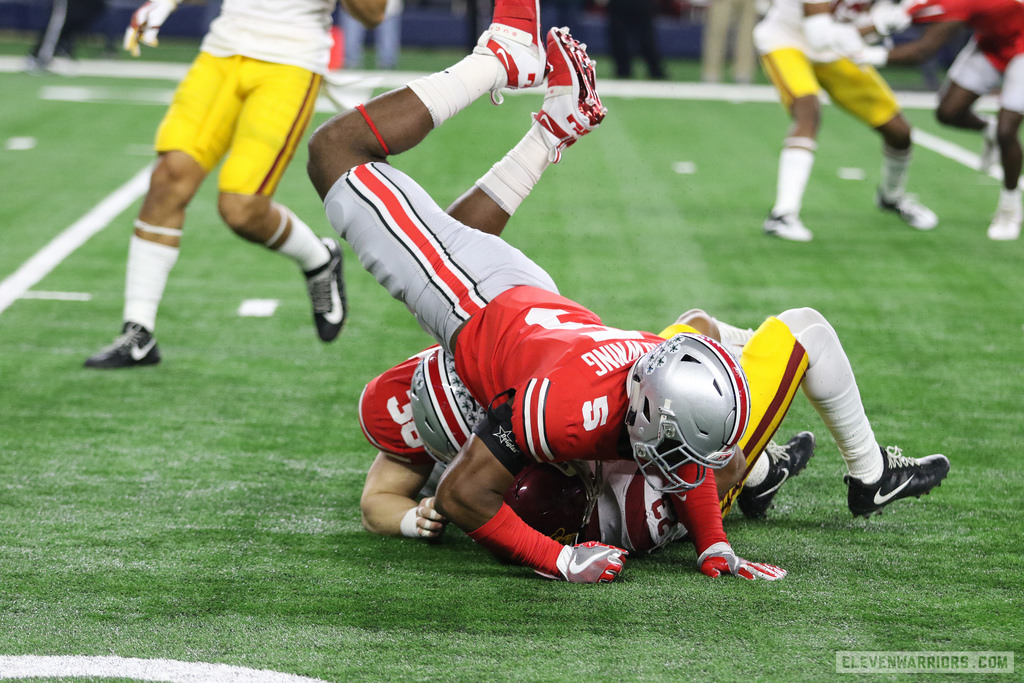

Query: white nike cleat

[84,322,161,369]
[876,190,939,230]
[533,27,606,163]
[305,238,347,342]
[987,201,1022,241]
[763,212,813,242]
[845,445,950,517]
[475,21,544,105]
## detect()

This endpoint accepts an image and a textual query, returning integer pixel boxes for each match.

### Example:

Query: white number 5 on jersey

[583,396,610,431]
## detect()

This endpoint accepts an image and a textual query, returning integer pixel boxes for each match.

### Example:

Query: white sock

[272,204,329,273]
[744,451,770,487]
[777,308,883,484]
[772,138,816,217]
[713,318,755,358]
[407,52,503,128]
[123,234,180,333]
[880,144,911,201]
[999,186,1022,212]
[476,123,550,215]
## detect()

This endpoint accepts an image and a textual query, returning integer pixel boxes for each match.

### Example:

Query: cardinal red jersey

[454,286,665,465]
[358,349,436,465]
[905,0,1024,70]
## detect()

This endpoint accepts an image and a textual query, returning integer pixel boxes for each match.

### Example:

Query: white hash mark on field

[0,655,329,683]
[238,299,280,317]
[0,164,152,316]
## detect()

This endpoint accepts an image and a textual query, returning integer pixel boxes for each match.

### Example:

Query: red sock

[492,0,537,35]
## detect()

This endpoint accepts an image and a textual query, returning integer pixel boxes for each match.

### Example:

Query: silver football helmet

[625,333,750,493]
[410,347,485,465]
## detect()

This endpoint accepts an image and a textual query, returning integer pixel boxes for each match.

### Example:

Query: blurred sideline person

[836,0,1024,241]
[340,0,403,70]
[24,0,108,72]
[83,0,388,368]
[753,0,938,241]
[701,0,760,84]
[600,0,667,79]
[305,2,948,582]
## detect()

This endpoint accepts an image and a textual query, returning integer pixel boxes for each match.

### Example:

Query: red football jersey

[454,286,665,465]
[358,349,436,466]
[905,0,1024,70]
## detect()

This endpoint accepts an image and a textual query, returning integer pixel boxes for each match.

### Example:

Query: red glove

[697,541,786,581]
[537,541,628,583]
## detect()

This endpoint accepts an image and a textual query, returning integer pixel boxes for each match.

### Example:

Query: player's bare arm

[361,452,446,537]
[884,21,965,64]
[434,436,514,532]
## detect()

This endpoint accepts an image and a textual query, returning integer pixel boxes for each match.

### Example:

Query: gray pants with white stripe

[323,162,557,353]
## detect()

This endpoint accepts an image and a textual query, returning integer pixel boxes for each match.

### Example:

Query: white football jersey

[754,0,871,63]
[200,0,337,74]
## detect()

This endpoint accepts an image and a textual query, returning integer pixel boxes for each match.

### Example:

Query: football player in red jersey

[308,4,949,583]
[842,0,1024,240]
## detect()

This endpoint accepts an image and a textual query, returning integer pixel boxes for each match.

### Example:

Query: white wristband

[399,507,420,538]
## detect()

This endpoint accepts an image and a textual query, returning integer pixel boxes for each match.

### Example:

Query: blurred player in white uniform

[753,0,938,241]
[85,0,386,368]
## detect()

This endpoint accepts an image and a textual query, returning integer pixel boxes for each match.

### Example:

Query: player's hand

[829,22,869,60]
[399,496,448,539]
[697,541,787,581]
[123,0,178,57]
[546,541,628,583]
[870,1,911,36]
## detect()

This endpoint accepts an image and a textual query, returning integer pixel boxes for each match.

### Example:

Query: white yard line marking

[912,128,1006,183]
[0,164,152,316]
[19,291,92,301]
[238,299,281,317]
[0,655,328,683]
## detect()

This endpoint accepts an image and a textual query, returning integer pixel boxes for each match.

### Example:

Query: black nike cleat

[84,322,161,369]
[305,238,347,342]
[845,446,950,517]
[739,431,816,519]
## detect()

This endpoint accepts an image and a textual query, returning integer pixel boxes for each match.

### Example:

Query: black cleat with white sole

[305,238,347,342]
[84,322,161,369]
[739,431,816,519]
[845,445,950,517]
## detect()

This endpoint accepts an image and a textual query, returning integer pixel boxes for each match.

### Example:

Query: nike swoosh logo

[322,280,343,325]
[754,468,788,499]
[568,553,607,576]
[130,338,156,361]
[493,47,511,72]
[873,474,915,505]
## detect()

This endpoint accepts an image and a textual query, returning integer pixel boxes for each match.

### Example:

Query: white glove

[856,45,890,66]
[538,541,628,583]
[697,541,787,581]
[830,22,870,59]
[399,496,448,539]
[123,0,178,57]
[870,1,911,36]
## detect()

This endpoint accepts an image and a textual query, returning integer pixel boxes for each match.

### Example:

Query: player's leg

[760,48,819,241]
[776,307,949,517]
[308,0,543,199]
[987,55,1024,241]
[448,27,606,234]
[218,59,345,341]
[820,59,938,231]
[84,52,226,368]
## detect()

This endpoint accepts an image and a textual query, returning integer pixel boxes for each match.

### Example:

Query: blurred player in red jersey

[307,1,948,583]
[840,0,1024,240]
[753,0,939,241]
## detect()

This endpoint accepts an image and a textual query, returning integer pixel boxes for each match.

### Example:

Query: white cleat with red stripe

[475,22,544,105]
[533,27,606,163]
